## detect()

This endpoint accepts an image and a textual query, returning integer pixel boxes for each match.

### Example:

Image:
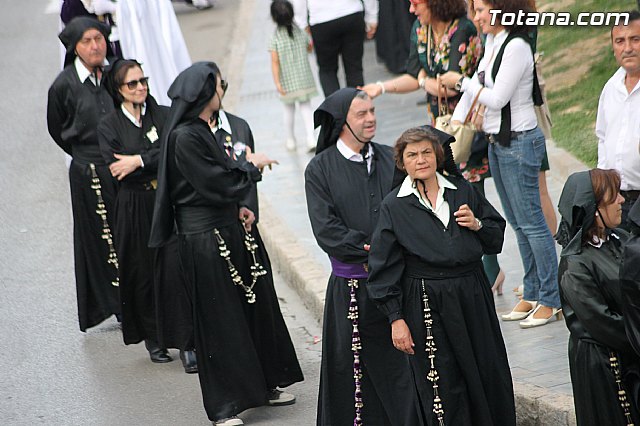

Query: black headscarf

[59,16,113,68]
[555,170,597,256]
[629,198,640,234]
[103,59,144,106]
[313,88,360,155]
[149,61,220,247]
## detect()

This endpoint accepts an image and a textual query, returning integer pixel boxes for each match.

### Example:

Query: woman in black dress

[367,126,515,425]
[98,59,172,362]
[149,62,303,426]
[556,169,640,426]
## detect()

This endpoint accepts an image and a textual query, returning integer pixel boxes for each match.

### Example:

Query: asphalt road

[0,1,321,424]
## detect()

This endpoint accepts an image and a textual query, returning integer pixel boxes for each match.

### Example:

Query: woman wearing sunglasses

[441,0,561,329]
[97,59,179,364]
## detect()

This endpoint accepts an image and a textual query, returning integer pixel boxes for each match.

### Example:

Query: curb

[257,141,586,425]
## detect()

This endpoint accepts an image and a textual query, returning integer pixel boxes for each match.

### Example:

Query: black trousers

[310,12,366,97]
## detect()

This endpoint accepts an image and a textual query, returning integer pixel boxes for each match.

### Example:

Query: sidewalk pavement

[214,0,588,424]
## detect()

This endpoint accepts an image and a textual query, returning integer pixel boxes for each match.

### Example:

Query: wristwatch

[474,218,483,231]
[454,75,465,91]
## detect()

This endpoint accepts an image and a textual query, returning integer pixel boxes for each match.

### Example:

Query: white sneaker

[285,138,296,151]
[213,416,243,426]
[267,389,296,406]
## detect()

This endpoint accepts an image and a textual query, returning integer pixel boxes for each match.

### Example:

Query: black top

[47,65,114,163]
[304,142,396,264]
[167,119,261,234]
[97,96,169,184]
[215,112,260,222]
[367,175,506,321]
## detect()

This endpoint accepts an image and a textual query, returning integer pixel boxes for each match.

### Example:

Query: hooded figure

[621,199,640,406]
[59,16,114,68]
[367,125,513,426]
[306,89,423,425]
[148,62,303,424]
[556,169,640,426]
[47,16,121,332]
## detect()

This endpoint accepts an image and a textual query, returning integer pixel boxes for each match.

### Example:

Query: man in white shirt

[596,10,640,229]
[292,0,378,97]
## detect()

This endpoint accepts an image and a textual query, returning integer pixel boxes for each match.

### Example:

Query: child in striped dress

[269,0,318,152]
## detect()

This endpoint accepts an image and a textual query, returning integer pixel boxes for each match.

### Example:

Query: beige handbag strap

[436,75,450,116]
[463,87,484,124]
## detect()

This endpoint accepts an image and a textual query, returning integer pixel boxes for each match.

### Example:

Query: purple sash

[329,257,368,279]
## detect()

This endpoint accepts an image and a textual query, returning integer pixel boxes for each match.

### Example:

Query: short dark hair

[611,10,640,37]
[428,0,468,22]
[584,168,621,242]
[394,127,444,170]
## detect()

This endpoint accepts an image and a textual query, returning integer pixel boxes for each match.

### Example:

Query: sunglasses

[122,77,149,90]
[478,71,485,86]
[220,79,228,94]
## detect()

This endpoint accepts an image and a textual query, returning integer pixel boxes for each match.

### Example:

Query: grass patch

[536,0,634,167]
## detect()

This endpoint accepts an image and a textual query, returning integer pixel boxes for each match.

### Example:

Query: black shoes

[180,350,198,374]
[144,340,173,363]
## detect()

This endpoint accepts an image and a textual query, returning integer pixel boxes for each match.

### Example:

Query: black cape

[150,63,303,421]
[375,0,414,74]
[47,50,119,332]
[557,171,640,424]
[305,143,420,425]
[367,174,514,426]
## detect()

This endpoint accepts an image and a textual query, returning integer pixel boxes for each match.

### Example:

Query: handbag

[434,77,483,163]
[534,53,553,140]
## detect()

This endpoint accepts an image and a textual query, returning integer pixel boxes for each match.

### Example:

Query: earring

[595,212,599,216]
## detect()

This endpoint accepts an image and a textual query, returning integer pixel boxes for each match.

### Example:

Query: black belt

[120,179,157,192]
[485,131,524,144]
[621,190,640,201]
[404,256,483,280]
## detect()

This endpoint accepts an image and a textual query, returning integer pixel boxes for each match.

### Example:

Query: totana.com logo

[489,10,630,26]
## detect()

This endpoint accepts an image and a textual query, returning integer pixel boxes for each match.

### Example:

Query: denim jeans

[488,127,560,308]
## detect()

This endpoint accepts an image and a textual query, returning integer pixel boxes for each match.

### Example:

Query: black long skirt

[178,223,304,421]
[403,267,516,426]
[112,187,158,344]
[317,275,419,426]
[155,234,193,351]
[68,160,120,331]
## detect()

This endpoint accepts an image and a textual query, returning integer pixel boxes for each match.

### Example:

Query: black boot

[179,349,198,374]
[145,340,172,363]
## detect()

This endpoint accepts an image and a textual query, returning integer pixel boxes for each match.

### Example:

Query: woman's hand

[359,83,383,99]
[109,154,142,181]
[239,207,256,232]
[440,71,463,89]
[391,319,415,355]
[245,146,279,172]
[454,204,481,231]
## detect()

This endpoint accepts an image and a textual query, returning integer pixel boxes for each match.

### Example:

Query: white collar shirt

[74,56,108,86]
[397,172,457,228]
[214,110,233,135]
[120,103,147,128]
[336,138,373,173]
[292,0,378,28]
[452,30,537,134]
[596,66,640,191]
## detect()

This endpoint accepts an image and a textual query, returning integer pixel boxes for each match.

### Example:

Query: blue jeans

[488,127,560,308]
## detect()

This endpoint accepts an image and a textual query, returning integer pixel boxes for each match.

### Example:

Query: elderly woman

[98,59,176,363]
[149,62,303,426]
[556,169,640,426]
[441,0,560,328]
[367,126,515,425]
